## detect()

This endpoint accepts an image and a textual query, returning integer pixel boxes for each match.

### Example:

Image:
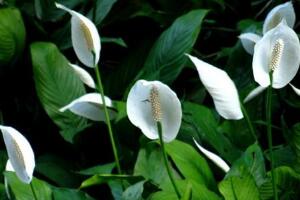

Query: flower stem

[94,65,122,174]
[30,182,38,200]
[266,73,278,200]
[240,104,257,141]
[157,122,181,199]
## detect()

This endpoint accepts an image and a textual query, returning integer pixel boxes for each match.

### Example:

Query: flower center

[149,86,162,122]
[269,38,284,72]
[79,20,94,52]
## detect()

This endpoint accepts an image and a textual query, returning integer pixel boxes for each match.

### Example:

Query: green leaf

[102,37,127,48]
[0,183,9,200]
[150,191,177,200]
[227,143,266,187]
[122,180,145,200]
[52,188,95,200]
[136,9,208,84]
[31,42,88,143]
[5,172,52,200]
[259,166,300,200]
[0,7,25,65]
[165,140,216,189]
[134,144,169,185]
[80,174,143,189]
[183,102,242,162]
[78,162,115,175]
[180,181,192,200]
[219,171,260,200]
[87,0,118,25]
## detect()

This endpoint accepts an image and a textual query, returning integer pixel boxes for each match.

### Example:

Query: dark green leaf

[52,187,95,200]
[31,42,88,143]
[136,9,208,84]
[78,162,115,175]
[87,0,118,25]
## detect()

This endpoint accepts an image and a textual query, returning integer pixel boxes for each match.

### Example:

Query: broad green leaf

[31,42,88,143]
[165,140,216,189]
[102,37,127,48]
[219,171,260,200]
[0,7,25,66]
[122,180,145,200]
[0,183,8,200]
[227,143,266,187]
[183,102,242,162]
[36,154,82,187]
[87,0,118,25]
[160,179,221,200]
[136,9,208,84]
[5,172,52,200]
[78,162,115,175]
[181,181,192,200]
[150,191,177,200]
[134,144,170,185]
[80,174,143,189]
[52,188,95,200]
[259,166,300,200]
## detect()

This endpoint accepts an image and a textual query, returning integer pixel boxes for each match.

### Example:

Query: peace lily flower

[0,125,35,184]
[193,138,230,173]
[69,63,96,89]
[239,1,295,55]
[187,54,243,120]
[244,21,300,102]
[60,93,116,121]
[126,80,182,142]
[55,3,101,68]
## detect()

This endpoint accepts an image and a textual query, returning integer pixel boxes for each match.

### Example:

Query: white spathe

[253,21,300,89]
[263,1,295,34]
[187,54,243,120]
[60,93,116,121]
[289,84,300,96]
[69,63,96,88]
[243,86,267,103]
[55,3,101,68]
[126,80,182,143]
[0,125,35,184]
[193,139,230,173]
[239,33,261,55]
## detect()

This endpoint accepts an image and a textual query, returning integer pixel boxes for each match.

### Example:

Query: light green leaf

[80,174,143,189]
[165,140,216,189]
[31,42,88,143]
[219,171,260,200]
[122,180,145,200]
[136,9,208,84]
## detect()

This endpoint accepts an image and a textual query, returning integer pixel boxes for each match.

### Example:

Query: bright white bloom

[60,93,116,121]
[253,21,300,89]
[239,1,295,54]
[0,125,35,184]
[69,63,96,88]
[243,86,267,103]
[263,1,295,34]
[193,138,230,173]
[126,80,182,143]
[55,3,101,68]
[187,54,243,120]
[239,33,261,55]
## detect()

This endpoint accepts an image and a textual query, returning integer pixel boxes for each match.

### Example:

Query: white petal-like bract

[243,86,267,103]
[60,93,116,121]
[69,63,96,88]
[126,80,182,143]
[289,84,300,96]
[193,139,230,173]
[239,33,261,55]
[187,54,243,120]
[263,1,295,34]
[253,21,300,89]
[0,126,35,184]
[55,3,101,68]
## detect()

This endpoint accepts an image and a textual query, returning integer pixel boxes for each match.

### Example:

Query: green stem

[94,65,122,174]
[266,73,278,200]
[240,104,257,141]
[157,122,181,199]
[30,182,38,200]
